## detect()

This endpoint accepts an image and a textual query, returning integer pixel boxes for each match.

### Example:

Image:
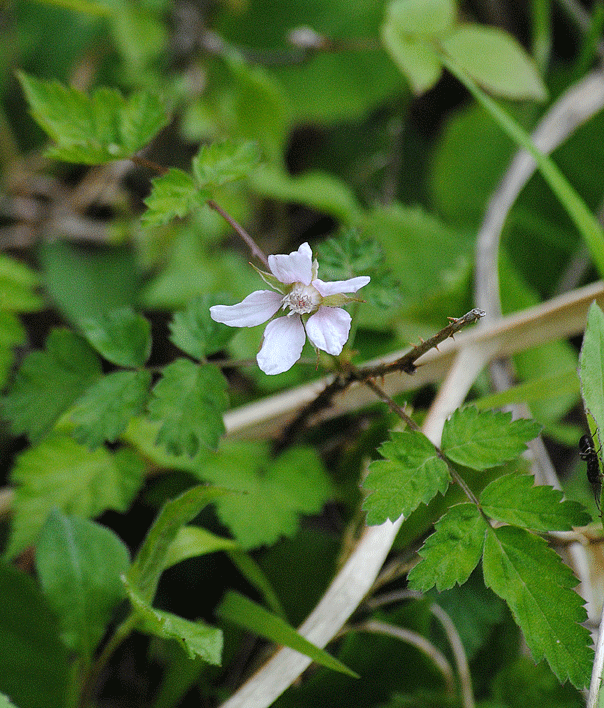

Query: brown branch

[207,199,269,268]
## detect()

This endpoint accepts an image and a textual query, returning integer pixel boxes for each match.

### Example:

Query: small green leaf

[579,302,604,440]
[148,360,228,456]
[362,430,451,525]
[480,474,591,531]
[385,0,456,35]
[6,436,145,559]
[36,510,130,658]
[0,562,69,707]
[2,328,102,442]
[18,73,169,164]
[79,307,151,368]
[192,140,261,188]
[126,581,222,664]
[441,25,548,101]
[141,168,209,227]
[317,230,384,280]
[169,295,235,360]
[408,504,487,592]
[0,253,43,312]
[71,369,152,449]
[483,526,592,689]
[195,442,332,549]
[127,485,229,603]
[381,21,443,94]
[164,526,238,568]
[217,591,358,678]
[441,407,541,470]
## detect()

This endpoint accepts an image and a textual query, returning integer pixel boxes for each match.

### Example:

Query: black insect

[580,434,602,509]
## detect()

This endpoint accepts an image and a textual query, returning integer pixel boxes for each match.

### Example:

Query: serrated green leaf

[579,303,604,441]
[362,430,451,525]
[126,581,222,664]
[2,328,102,442]
[0,253,43,312]
[192,139,261,188]
[441,25,547,101]
[79,308,151,368]
[0,562,69,707]
[148,360,228,456]
[169,295,234,360]
[36,510,130,658]
[6,436,145,559]
[441,407,541,470]
[18,72,169,164]
[317,230,384,280]
[71,369,152,449]
[127,485,229,603]
[480,474,590,531]
[381,21,442,95]
[483,526,592,689]
[194,441,332,549]
[386,0,456,35]
[408,504,487,592]
[0,312,26,389]
[141,168,209,227]
[217,591,358,678]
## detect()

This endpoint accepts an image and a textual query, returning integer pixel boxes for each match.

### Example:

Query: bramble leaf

[36,510,130,658]
[148,359,228,456]
[18,73,169,164]
[2,328,101,442]
[441,407,541,470]
[217,591,358,677]
[141,168,210,227]
[79,308,151,368]
[169,295,235,360]
[317,230,384,280]
[194,441,332,549]
[407,503,487,592]
[192,139,261,188]
[6,435,145,559]
[483,526,592,689]
[126,581,222,664]
[362,430,450,525]
[71,370,152,449]
[128,485,229,604]
[480,474,590,531]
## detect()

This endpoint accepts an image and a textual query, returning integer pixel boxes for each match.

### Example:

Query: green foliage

[483,526,592,689]
[148,359,228,456]
[169,295,235,359]
[2,328,102,442]
[7,435,145,558]
[407,503,487,592]
[126,581,223,664]
[579,302,604,439]
[79,308,151,368]
[35,510,130,659]
[217,591,359,678]
[440,407,541,470]
[362,430,451,525]
[480,474,590,531]
[141,169,210,226]
[0,562,69,708]
[71,370,152,449]
[18,72,169,164]
[0,253,43,312]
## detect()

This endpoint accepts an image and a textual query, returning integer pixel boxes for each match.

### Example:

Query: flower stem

[207,199,269,268]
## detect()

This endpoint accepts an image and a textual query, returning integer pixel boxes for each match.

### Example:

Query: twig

[207,199,269,268]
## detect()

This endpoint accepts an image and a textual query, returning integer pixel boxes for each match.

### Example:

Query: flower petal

[210,291,282,327]
[311,275,370,297]
[268,242,313,286]
[257,315,306,375]
[305,306,351,355]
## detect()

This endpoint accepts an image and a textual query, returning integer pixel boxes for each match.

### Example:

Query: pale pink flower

[210,242,370,375]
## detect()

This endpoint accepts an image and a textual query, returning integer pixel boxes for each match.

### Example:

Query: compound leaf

[483,525,592,689]
[362,430,450,525]
[480,474,590,531]
[408,503,487,592]
[79,308,151,368]
[141,168,209,227]
[441,407,541,470]
[192,139,260,189]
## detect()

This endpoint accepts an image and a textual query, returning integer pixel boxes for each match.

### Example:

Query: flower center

[282,283,322,315]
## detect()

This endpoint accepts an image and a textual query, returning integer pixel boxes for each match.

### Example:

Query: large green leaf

[35,510,130,659]
[362,430,450,525]
[2,328,102,442]
[483,526,592,689]
[7,436,145,558]
[217,591,358,678]
[79,308,151,368]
